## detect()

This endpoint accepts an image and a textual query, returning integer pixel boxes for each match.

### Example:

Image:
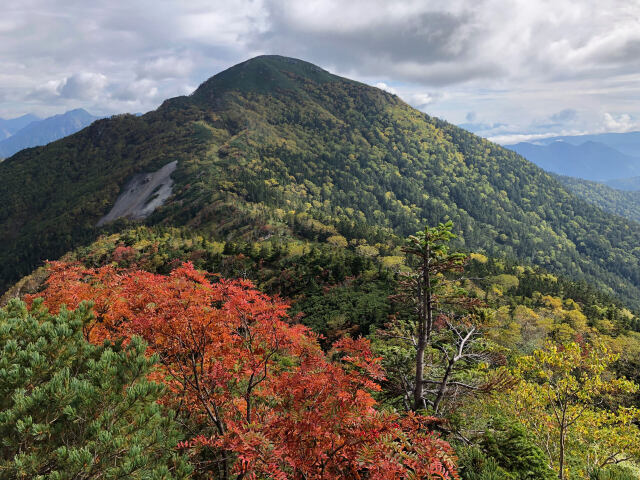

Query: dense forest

[3,55,640,479]
[4,56,640,308]
[558,175,640,223]
[3,222,640,478]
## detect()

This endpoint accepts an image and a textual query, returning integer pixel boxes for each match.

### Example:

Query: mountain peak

[65,108,92,116]
[0,108,100,158]
[192,55,343,100]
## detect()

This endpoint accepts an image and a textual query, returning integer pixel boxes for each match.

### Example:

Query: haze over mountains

[0,108,100,158]
[0,113,40,140]
[533,131,640,156]
[4,55,640,309]
[492,128,640,227]
[508,140,640,182]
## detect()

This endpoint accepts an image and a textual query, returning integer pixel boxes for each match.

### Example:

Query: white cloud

[374,82,397,95]
[28,79,66,101]
[137,56,194,80]
[488,131,583,145]
[0,0,639,139]
[112,79,160,102]
[550,109,579,123]
[404,92,441,109]
[603,112,637,132]
[60,73,109,100]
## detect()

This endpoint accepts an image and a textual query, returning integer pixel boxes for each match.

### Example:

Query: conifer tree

[0,298,190,479]
[402,221,466,410]
[389,221,487,413]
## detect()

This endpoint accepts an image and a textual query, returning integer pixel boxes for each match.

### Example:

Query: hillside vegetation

[4,55,640,479]
[6,221,640,479]
[3,55,640,309]
[558,175,640,223]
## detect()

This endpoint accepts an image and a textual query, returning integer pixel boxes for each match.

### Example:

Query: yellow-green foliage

[327,235,348,248]
[506,342,640,478]
[5,56,640,312]
[470,252,488,263]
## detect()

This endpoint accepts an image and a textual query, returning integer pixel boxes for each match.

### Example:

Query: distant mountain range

[505,132,640,227]
[0,114,40,140]
[0,109,100,158]
[533,131,640,157]
[508,140,640,182]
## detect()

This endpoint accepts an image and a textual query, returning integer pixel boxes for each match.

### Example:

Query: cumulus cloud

[0,0,260,117]
[112,79,159,102]
[404,92,441,110]
[488,131,582,145]
[59,73,109,100]
[27,80,66,101]
[603,112,638,132]
[550,109,579,123]
[137,56,194,80]
[25,73,108,105]
[252,1,499,85]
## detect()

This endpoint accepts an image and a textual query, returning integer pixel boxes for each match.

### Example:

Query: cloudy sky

[1,0,639,143]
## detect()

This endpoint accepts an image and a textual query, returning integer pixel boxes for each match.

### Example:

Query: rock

[97,160,177,226]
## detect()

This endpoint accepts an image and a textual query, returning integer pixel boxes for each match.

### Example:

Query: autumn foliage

[32,262,459,479]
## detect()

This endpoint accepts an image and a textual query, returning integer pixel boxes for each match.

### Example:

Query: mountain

[0,113,40,140]
[557,175,640,222]
[534,131,640,157]
[605,176,640,191]
[0,108,100,158]
[508,140,640,181]
[4,55,640,307]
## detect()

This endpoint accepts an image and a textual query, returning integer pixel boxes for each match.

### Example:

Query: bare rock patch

[97,160,177,226]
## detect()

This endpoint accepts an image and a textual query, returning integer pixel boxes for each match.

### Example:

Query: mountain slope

[0,113,39,140]
[557,175,640,222]
[605,176,640,191]
[0,109,100,158]
[3,55,640,307]
[508,140,640,181]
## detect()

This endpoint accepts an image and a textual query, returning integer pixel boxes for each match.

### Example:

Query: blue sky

[2,0,639,144]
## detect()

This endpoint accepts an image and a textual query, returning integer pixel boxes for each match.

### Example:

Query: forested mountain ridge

[0,104,206,290]
[3,55,640,308]
[558,175,640,223]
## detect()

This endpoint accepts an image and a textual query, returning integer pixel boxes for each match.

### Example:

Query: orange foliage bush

[32,261,459,479]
